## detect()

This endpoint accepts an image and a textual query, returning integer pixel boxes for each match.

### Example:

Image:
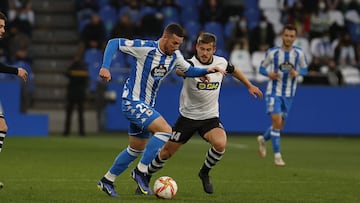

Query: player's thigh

[171,116,198,143]
[0,117,7,132]
[199,118,226,150]
[148,116,172,134]
[266,95,282,114]
[0,102,7,132]
[122,100,170,134]
[281,97,293,119]
[204,127,227,151]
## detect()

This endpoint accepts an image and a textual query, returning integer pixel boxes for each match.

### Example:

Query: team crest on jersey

[151,65,167,79]
[125,40,134,46]
[145,109,153,116]
[279,61,294,72]
[197,82,219,90]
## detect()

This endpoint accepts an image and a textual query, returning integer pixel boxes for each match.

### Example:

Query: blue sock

[263,126,272,141]
[139,132,171,166]
[109,146,143,175]
[270,129,281,153]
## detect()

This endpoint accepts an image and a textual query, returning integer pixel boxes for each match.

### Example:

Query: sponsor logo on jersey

[197,82,219,90]
[279,61,294,72]
[151,65,167,79]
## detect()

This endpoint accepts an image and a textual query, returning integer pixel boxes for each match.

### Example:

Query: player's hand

[290,69,298,77]
[199,75,210,83]
[17,68,28,82]
[248,84,263,99]
[268,72,279,80]
[99,67,111,82]
[207,66,226,75]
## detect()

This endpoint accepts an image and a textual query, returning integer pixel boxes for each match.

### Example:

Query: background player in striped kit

[96,23,226,198]
[0,11,28,186]
[136,32,263,195]
[257,24,308,166]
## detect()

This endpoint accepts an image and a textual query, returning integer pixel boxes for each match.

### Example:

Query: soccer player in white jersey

[134,32,263,195]
[257,24,308,166]
[96,23,226,198]
[0,11,28,186]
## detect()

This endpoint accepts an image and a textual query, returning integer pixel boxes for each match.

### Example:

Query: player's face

[196,42,215,64]
[0,19,5,39]
[163,33,183,55]
[281,29,296,49]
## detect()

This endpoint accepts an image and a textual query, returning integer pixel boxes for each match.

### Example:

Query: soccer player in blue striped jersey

[257,24,308,166]
[96,23,226,198]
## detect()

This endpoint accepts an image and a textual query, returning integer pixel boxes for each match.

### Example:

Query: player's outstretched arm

[99,39,119,82]
[182,66,226,77]
[232,67,263,99]
[0,62,28,82]
[207,66,226,75]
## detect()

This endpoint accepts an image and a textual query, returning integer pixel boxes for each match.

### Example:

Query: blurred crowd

[75,0,360,87]
[0,0,360,111]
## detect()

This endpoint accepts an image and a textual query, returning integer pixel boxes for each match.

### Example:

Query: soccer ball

[153,176,178,199]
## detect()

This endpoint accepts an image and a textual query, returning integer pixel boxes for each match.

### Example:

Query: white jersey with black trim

[179,55,227,120]
[117,39,191,107]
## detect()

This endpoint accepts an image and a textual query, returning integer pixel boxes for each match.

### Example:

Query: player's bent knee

[214,145,226,152]
[0,123,8,132]
[212,140,226,152]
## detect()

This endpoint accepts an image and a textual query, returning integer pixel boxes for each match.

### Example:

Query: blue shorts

[122,99,161,139]
[265,95,293,119]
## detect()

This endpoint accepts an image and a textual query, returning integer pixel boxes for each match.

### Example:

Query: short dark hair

[0,12,7,21]
[197,32,217,45]
[164,23,185,38]
[282,24,297,34]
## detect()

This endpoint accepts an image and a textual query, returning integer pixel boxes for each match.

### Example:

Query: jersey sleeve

[297,50,308,76]
[174,50,191,72]
[101,39,119,69]
[118,39,154,58]
[0,62,18,75]
[226,61,235,74]
[174,51,209,77]
[259,50,272,76]
[101,38,155,69]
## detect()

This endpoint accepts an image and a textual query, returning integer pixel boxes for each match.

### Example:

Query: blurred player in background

[257,24,308,166]
[0,11,28,184]
[63,56,88,136]
[96,23,226,198]
[134,32,263,195]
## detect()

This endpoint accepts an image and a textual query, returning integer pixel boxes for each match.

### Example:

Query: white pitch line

[188,139,248,149]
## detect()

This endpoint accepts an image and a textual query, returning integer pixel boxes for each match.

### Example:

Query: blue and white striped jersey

[259,46,308,97]
[115,39,192,106]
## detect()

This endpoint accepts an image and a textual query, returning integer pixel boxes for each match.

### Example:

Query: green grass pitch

[0,133,359,203]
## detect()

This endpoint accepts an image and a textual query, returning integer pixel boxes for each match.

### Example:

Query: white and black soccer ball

[153,176,178,199]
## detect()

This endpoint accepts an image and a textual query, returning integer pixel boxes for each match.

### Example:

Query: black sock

[101,177,113,184]
[200,164,210,175]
